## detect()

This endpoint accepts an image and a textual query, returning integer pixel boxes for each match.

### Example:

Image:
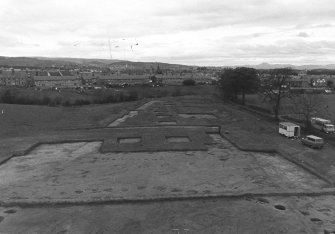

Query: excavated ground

[0,135,328,204]
[0,95,335,233]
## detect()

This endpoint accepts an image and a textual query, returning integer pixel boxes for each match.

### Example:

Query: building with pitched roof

[33,71,81,88]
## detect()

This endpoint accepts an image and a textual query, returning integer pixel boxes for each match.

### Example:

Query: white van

[301,135,324,149]
[279,122,300,138]
[311,117,335,134]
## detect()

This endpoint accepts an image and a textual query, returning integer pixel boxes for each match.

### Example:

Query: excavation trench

[0,133,328,204]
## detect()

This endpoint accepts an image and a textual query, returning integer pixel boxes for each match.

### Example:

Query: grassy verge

[0,101,139,138]
[245,93,335,121]
[0,85,218,107]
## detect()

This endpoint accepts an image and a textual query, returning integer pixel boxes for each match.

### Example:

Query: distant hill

[109,61,194,70]
[0,56,194,69]
[0,56,76,67]
[0,56,123,68]
[34,57,123,66]
[244,62,335,70]
[1,56,335,70]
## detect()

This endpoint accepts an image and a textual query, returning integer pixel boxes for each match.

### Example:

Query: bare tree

[261,68,293,119]
[289,93,329,132]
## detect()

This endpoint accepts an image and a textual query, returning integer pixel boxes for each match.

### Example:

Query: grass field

[0,101,140,138]
[245,93,335,122]
[0,85,219,106]
[123,85,219,97]
[0,85,219,139]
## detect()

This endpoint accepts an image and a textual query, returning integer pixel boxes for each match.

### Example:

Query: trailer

[311,117,335,134]
[279,122,300,138]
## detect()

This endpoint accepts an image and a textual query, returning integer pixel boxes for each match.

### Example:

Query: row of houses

[0,69,215,88]
[260,73,334,90]
[288,75,332,88]
[0,69,34,86]
[34,71,81,88]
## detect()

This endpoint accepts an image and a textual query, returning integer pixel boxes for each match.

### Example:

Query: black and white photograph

[0,0,335,233]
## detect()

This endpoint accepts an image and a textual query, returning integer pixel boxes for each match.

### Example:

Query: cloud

[297,32,310,37]
[1,0,335,65]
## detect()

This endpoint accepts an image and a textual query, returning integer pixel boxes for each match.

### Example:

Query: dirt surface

[0,135,328,204]
[1,94,335,233]
[0,196,335,234]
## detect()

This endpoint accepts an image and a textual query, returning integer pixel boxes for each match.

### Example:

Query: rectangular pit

[159,121,177,125]
[117,137,142,144]
[178,113,217,119]
[157,115,172,119]
[166,136,191,143]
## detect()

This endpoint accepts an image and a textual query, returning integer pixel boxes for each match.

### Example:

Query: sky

[1,0,335,66]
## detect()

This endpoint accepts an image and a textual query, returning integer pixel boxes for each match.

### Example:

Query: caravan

[279,122,300,138]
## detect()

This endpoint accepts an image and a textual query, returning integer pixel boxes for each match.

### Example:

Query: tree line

[218,67,331,131]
